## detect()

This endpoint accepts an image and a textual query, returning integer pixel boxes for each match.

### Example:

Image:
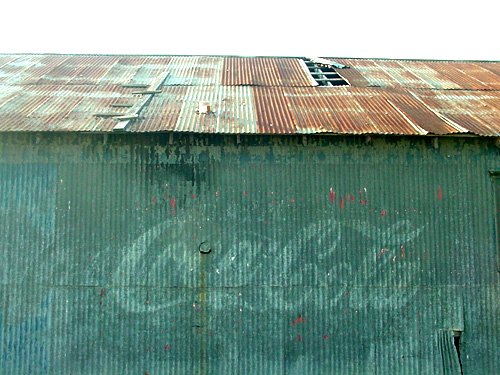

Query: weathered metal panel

[133,86,189,132]
[0,84,138,132]
[337,58,500,90]
[253,87,296,134]
[162,56,223,86]
[413,90,500,135]
[334,59,400,88]
[283,87,453,135]
[167,85,257,133]
[0,133,498,373]
[222,57,315,87]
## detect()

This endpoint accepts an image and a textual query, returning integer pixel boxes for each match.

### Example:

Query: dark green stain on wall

[0,133,498,374]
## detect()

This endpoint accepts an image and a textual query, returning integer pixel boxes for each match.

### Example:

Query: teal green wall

[0,133,498,374]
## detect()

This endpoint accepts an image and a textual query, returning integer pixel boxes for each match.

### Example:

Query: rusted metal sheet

[253,87,296,134]
[0,133,499,373]
[338,58,500,90]
[222,57,315,87]
[412,90,500,135]
[136,86,257,133]
[176,86,257,133]
[283,87,456,135]
[133,86,188,132]
[333,59,400,88]
[284,87,377,134]
[162,56,223,86]
[331,61,371,87]
[277,58,318,87]
[0,84,136,132]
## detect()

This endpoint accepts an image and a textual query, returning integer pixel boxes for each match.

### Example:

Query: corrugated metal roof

[411,90,500,135]
[0,54,499,136]
[222,57,316,87]
[337,58,500,90]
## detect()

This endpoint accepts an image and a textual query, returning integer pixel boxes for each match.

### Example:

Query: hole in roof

[303,58,349,87]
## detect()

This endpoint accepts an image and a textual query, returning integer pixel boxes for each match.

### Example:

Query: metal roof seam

[407,91,470,133]
[386,99,428,135]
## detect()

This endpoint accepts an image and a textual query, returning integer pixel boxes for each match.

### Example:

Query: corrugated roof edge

[1,53,497,63]
[0,129,494,139]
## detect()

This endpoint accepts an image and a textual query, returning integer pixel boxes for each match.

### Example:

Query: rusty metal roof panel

[337,58,500,90]
[332,61,371,87]
[333,59,401,88]
[374,61,436,89]
[412,90,500,136]
[382,90,460,135]
[173,86,257,133]
[222,57,316,87]
[135,86,257,133]
[0,55,61,85]
[282,87,455,135]
[0,84,135,132]
[400,61,470,90]
[133,86,188,132]
[277,58,318,87]
[453,62,500,90]
[285,87,377,134]
[161,56,223,86]
[418,61,500,90]
[253,87,296,134]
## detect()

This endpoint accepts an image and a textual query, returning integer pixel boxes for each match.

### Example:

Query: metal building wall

[0,133,498,374]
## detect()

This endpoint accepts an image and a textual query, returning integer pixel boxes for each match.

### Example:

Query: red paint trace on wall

[169,197,177,217]
[323,334,329,340]
[291,315,305,326]
[401,245,406,258]
[437,186,443,201]
[163,344,172,351]
[297,334,302,342]
[340,198,345,209]
[380,209,387,217]
[329,187,335,203]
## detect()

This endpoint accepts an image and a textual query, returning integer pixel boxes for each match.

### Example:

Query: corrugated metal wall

[0,133,498,374]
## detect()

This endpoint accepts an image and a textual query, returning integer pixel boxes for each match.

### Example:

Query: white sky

[1,0,499,60]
